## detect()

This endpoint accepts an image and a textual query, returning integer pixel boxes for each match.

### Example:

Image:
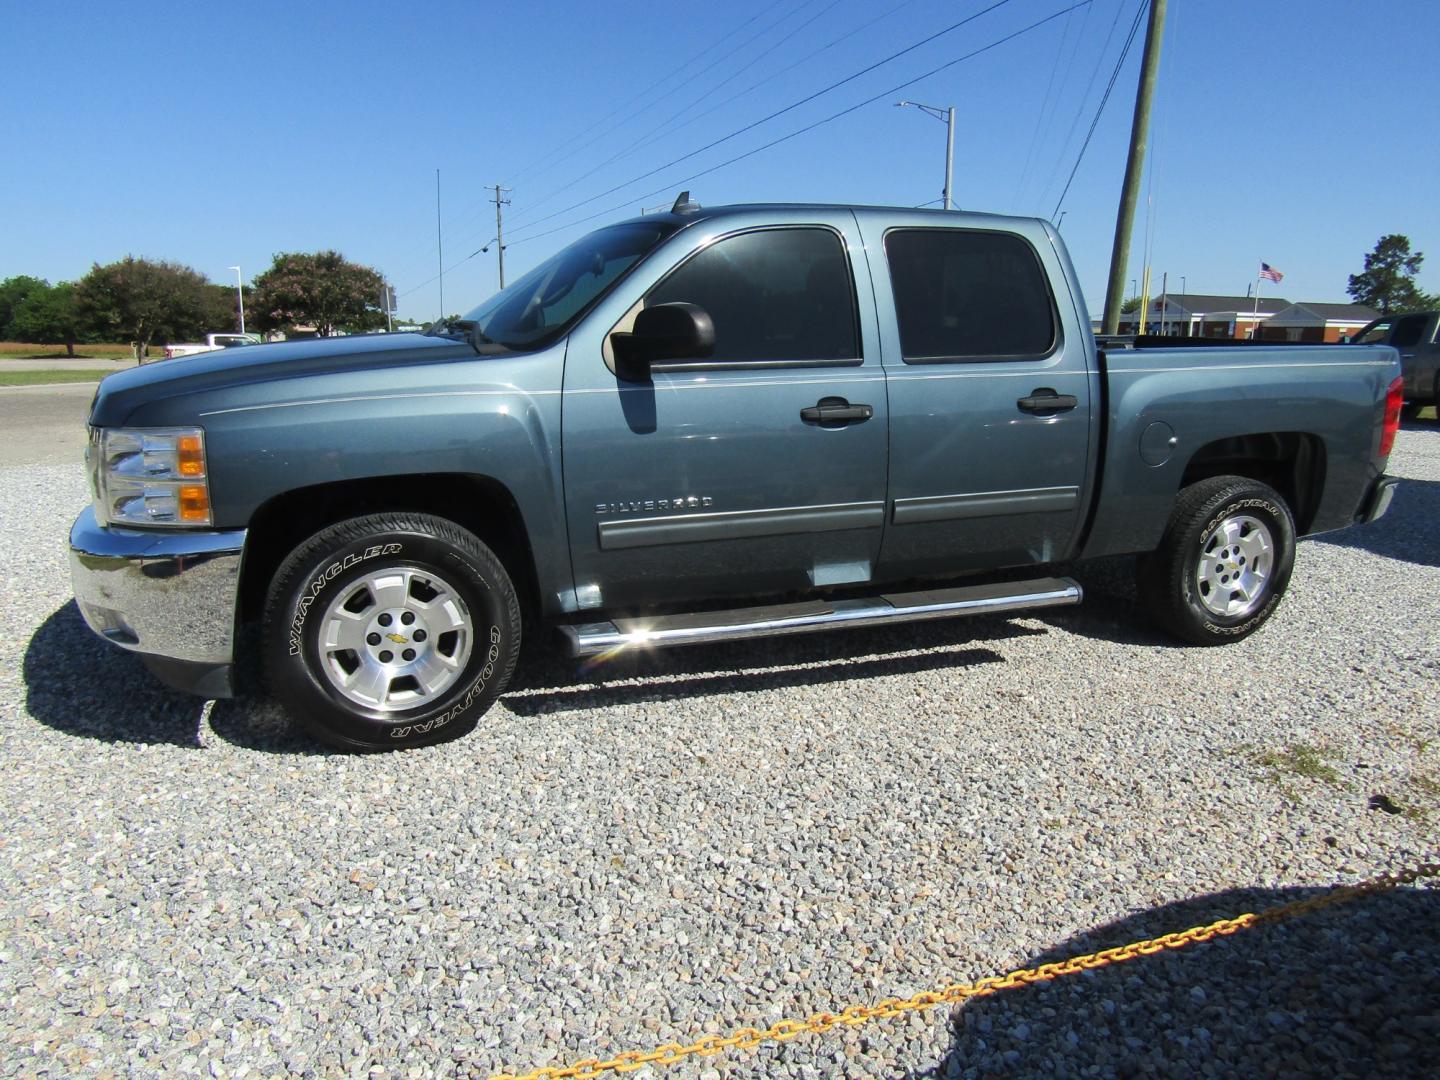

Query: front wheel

[263,513,521,750]
[1138,476,1296,646]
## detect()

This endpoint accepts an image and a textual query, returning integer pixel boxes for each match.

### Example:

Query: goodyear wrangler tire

[1138,475,1296,646]
[262,513,521,751]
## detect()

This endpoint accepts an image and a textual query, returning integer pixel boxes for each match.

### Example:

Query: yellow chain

[490,861,1439,1080]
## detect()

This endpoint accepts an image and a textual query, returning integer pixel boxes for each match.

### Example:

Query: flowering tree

[250,251,388,337]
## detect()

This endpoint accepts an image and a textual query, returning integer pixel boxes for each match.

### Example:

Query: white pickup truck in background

[161,332,261,360]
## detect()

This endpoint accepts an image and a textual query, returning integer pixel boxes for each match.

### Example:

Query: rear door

[1389,313,1439,401]
[561,211,889,612]
[857,216,1094,578]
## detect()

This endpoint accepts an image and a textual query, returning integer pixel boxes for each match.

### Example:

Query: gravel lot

[2,392,1436,1078]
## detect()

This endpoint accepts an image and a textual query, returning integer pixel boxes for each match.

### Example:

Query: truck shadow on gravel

[905,883,1439,1079]
[23,601,215,748]
[23,602,1044,749]
[23,603,321,753]
[499,618,1043,717]
[1310,477,1440,568]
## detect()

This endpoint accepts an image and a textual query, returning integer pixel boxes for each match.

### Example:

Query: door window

[643,227,859,365]
[884,229,1056,362]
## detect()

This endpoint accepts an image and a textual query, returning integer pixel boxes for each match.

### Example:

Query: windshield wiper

[451,318,500,353]
[424,316,493,349]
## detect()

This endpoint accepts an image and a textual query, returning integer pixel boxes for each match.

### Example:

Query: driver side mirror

[611,302,715,378]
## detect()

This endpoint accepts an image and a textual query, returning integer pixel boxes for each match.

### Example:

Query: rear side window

[645,227,859,364]
[1391,314,1428,349]
[1353,320,1392,344]
[885,229,1056,362]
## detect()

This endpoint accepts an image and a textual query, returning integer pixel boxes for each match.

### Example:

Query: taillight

[1379,375,1403,457]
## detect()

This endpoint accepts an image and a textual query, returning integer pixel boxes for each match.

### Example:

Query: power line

[504,2,1091,253]
[499,0,1026,243]
[511,0,847,228]
[615,0,923,166]
[411,2,794,280]
[1028,0,1095,203]
[502,1,789,189]
[1011,4,1078,212]
[1032,0,1127,209]
[449,0,919,261]
[1049,0,1146,219]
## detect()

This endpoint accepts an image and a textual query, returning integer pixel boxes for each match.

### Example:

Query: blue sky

[2,0,1436,321]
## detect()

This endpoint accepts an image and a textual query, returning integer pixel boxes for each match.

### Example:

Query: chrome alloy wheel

[1194,513,1274,618]
[316,566,473,712]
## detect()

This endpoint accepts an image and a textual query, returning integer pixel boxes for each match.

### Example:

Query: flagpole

[1251,266,1261,340]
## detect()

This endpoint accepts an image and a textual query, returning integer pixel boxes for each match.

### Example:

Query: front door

[855,215,1095,579]
[561,212,889,612]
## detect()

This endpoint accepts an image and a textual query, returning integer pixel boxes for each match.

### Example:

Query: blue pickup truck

[70,200,1404,749]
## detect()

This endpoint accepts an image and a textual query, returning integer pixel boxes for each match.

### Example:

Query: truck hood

[89,332,476,427]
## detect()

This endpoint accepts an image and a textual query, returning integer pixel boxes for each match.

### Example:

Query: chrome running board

[561,576,1082,658]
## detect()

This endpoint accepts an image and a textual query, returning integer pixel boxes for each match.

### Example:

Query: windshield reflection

[462,221,678,350]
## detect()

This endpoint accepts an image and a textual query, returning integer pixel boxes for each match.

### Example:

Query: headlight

[89,427,212,527]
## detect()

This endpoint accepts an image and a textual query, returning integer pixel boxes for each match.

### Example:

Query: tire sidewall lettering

[389,626,503,739]
[288,542,402,656]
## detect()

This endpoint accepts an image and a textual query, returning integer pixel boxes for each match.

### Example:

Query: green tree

[250,251,388,337]
[1347,235,1435,314]
[203,283,242,333]
[11,282,84,356]
[0,275,49,339]
[76,257,213,359]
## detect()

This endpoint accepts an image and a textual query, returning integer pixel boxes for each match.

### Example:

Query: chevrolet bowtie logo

[386,633,408,645]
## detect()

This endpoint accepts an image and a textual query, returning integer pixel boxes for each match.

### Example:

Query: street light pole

[943,105,955,210]
[896,100,956,210]
[227,266,245,335]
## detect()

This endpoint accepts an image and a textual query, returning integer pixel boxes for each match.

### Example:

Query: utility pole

[1101,0,1167,335]
[493,184,512,289]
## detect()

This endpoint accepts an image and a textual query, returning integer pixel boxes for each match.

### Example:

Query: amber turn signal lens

[178,484,210,523]
[177,433,205,477]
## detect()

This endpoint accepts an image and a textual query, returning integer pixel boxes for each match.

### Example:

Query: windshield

[461,221,679,349]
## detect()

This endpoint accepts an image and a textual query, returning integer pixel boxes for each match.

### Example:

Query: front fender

[121,346,570,613]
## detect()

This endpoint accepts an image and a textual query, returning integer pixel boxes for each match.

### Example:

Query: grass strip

[0,370,109,387]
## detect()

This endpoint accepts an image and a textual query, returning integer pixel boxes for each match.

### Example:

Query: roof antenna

[671,190,699,214]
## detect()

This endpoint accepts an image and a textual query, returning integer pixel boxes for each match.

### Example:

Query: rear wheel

[263,513,521,750]
[1138,476,1296,645]
[1401,399,1424,422]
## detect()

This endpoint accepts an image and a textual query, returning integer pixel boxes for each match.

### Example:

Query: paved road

[1,357,139,371]
[0,382,94,467]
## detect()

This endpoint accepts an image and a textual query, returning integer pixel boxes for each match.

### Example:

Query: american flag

[1259,262,1284,283]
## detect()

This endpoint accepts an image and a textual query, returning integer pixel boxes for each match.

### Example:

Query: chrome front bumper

[69,507,247,689]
